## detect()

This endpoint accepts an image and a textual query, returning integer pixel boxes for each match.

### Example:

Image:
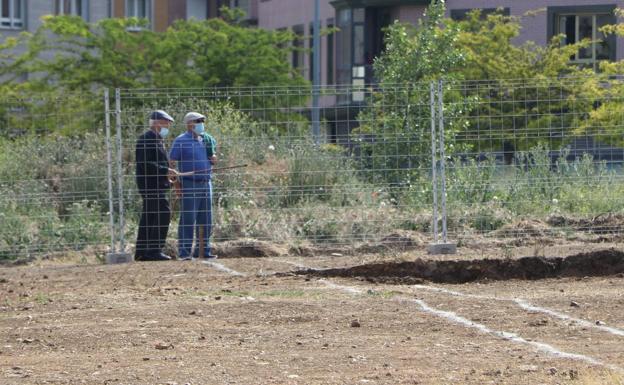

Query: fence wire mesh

[0,92,112,260]
[117,84,433,256]
[443,77,624,241]
[1,77,623,261]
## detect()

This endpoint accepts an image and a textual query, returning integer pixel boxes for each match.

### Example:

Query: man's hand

[167,168,179,183]
[210,155,217,165]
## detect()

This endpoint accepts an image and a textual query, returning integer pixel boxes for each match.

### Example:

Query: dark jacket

[135,130,170,195]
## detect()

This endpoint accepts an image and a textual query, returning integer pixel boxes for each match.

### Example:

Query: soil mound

[213,239,288,258]
[547,214,624,234]
[492,219,555,239]
[356,231,425,253]
[163,239,288,259]
[294,248,624,284]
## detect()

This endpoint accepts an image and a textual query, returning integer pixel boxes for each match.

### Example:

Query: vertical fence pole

[104,89,116,253]
[312,0,321,145]
[437,80,448,243]
[430,82,439,243]
[115,88,126,252]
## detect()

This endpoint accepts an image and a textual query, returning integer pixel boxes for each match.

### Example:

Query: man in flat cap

[169,112,218,260]
[134,110,176,261]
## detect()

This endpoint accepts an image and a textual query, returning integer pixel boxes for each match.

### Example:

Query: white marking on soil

[320,280,363,295]
[412,284,624,338]
[408,297,621,369]
[513,299,624,337]
[278,258,624,340]
[202,261,246,276]
[266,258,311,270]
[324,280,622,371]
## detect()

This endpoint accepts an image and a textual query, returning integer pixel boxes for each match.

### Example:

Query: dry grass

[581,370,624,385]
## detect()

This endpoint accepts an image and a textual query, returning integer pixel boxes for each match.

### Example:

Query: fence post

[437,80,448,243]
[104,89,116,253]
[312,0,321,145]
[104,88,132,264]
[430,81,438,244]
[427,80,456,255]
[115,88,127,253]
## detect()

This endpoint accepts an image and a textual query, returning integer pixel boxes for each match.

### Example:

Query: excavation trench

[292,249,624,284]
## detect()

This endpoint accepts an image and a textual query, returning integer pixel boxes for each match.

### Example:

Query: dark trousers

[135,192,171,257]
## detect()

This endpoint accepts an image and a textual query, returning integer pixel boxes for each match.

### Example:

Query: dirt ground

[1,246,624,384]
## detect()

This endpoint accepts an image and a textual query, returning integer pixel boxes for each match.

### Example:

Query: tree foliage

[357,0,603,185]
[27,15,306,90]
[0,13,309,136]
[354,0,465,188]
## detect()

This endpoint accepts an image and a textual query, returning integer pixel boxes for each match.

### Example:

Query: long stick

[175,163,248,177]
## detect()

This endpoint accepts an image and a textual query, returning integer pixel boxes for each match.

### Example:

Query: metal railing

[1,77,623,260]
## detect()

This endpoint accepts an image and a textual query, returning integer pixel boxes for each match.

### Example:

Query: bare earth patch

[1,248,623,384]
[293,249,624,284]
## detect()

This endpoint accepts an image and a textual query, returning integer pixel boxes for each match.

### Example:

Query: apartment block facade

[0,0,109,40]
[294,0,624,88]
[2,1,622,83]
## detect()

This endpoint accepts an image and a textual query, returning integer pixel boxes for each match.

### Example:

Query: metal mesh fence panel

[117,84,435,256]
[2,77,624,261]
[443,77,624,242]
[0,91,114,260]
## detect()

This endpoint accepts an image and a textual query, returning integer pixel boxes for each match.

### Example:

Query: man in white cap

[169,112,218,260]
[135,110,176,261]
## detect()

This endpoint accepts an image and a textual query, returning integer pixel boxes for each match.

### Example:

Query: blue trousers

[178,179,213,258]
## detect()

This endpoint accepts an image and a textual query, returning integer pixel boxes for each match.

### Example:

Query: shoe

[137,253,171,262]
[179,255,194,261]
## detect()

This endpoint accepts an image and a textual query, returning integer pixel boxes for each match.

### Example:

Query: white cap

[183,112,206,124]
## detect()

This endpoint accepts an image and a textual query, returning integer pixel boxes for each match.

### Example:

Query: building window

[207,0,225,18]
[327,18,335,85]
[56,0,88,19]
[336,8,351,86]
[336,7,366,100]
[449,7,510,21]
[187,0,208,20]
[292,25,304,76]
[229,0,250,18]
[0,0,24,29]
[548,6,616,70]
[126,0,151,20]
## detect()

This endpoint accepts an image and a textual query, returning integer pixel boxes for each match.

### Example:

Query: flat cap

[183,112,206,123]
[149,110,174,122]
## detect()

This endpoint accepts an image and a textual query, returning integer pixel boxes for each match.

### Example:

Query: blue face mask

[159,127,169,138]
[193,123,205,135]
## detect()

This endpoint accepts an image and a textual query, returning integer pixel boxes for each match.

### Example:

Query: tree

[446,10,592,154]
[27,15,306,91]
[3,14,308,135]
[573,12,624,147]
[353,0,465,187]
[358,2,598,183]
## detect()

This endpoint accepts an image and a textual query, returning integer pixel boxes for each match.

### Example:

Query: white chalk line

[269,258,624,339]
[266,258,312,270]
[208,258,624,371]
[513,299,624,337]
[271,259,624,338]
[321,280,622,372]
[202,260,246,276]
[411,284,624,338]
[272,258,624,339]
[321,280,364,295]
